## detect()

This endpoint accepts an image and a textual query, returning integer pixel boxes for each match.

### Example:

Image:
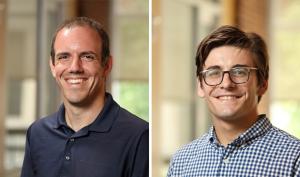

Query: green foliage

[118,81,149,121]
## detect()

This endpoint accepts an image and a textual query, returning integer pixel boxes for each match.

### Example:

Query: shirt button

[70,138,75,142]
[65,155,71,160]
[223,158,229,164]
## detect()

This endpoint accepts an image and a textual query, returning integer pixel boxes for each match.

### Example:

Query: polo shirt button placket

[65,138,74,161]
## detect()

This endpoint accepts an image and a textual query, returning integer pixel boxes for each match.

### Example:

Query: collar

[53,92,120,133]
[208,115,272,147]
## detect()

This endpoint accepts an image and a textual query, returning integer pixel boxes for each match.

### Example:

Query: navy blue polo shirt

[20,93,149,177]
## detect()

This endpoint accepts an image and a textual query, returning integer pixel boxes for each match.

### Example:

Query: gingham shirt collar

[208,114,271,147]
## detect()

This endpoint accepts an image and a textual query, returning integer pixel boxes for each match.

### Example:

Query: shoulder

[107,94,148,133]
[105,104,149,147]
[266,126,300,173]
[106,93,148,131]
[115,106,149,132]
[268,126,300,151]
[167,133,209,176]
[26,112,58,135]
[260,125,300,166]
[171,133,209,164]
[112,106,149,154]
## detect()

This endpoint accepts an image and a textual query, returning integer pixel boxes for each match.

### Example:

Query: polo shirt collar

[209,114,272,147]
[53,105,67,129]
[53,92,120,133]
[88,93,119,132]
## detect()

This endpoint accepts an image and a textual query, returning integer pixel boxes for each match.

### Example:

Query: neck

[213,111,259,147]
[64,94,106,132]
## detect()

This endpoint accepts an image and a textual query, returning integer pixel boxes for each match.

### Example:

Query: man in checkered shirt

[167,26,300,177]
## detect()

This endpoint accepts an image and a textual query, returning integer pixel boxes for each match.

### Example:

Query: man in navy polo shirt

[21,17,148,177]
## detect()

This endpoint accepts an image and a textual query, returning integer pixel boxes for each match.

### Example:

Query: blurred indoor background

[1,0,300,177]
[153,0,300,176]
[0,0,149,176]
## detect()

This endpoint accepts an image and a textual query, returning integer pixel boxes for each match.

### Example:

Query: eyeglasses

[201,67,258,86]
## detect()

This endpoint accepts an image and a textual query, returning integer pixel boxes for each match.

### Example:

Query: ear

[197,79,205,98]
[103,56,113,77]
[257,80,268,96]
[49,58,56,78]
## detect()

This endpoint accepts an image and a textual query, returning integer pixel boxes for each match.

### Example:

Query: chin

[67,98,85,105]
[213,110,241,121]
[217,115,239,122]
[64,94,87,105]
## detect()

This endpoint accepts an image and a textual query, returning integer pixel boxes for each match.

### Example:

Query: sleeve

[20,126,35,177]
[131,129,149,177]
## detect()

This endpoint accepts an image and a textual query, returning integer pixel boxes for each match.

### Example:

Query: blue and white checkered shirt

[167,115,300,177]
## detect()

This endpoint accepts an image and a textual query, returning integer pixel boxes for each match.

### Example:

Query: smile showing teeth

[218,96,238,100]
[67,79,84,84]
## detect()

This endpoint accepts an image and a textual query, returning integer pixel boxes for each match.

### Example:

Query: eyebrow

[55,51,98,58]
[80,51,98,57]
[232,64,252,68]
[55,52,70,58]
[81,51,97,55]
[204,65,221,70]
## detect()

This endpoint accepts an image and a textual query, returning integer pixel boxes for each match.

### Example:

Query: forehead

[204,46,255,68]
[54,26,101,53]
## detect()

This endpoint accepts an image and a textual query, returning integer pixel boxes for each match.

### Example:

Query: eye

[206,69,222,78]
[56,55,69,60]
[81,54,96,61]
[231,68,248,77]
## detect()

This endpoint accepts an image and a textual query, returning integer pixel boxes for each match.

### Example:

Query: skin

[197,46,268,146]
[50,26,112,131]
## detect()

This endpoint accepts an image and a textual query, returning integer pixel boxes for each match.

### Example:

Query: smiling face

[50,26,111,107]
[198,46,267,123]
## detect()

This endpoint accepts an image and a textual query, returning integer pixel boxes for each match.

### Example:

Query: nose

[69,57,84,73]
[220,72,235,88]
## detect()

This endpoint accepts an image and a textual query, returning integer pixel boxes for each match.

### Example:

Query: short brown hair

[50,17,110,66]
[195,25,269,88]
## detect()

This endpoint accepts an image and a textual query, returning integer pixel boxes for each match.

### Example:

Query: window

[270,0,300,138]
[112,0,149,121]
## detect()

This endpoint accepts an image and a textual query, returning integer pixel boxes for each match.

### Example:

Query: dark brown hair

[50,17,110,66]
[195,25,269,88]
